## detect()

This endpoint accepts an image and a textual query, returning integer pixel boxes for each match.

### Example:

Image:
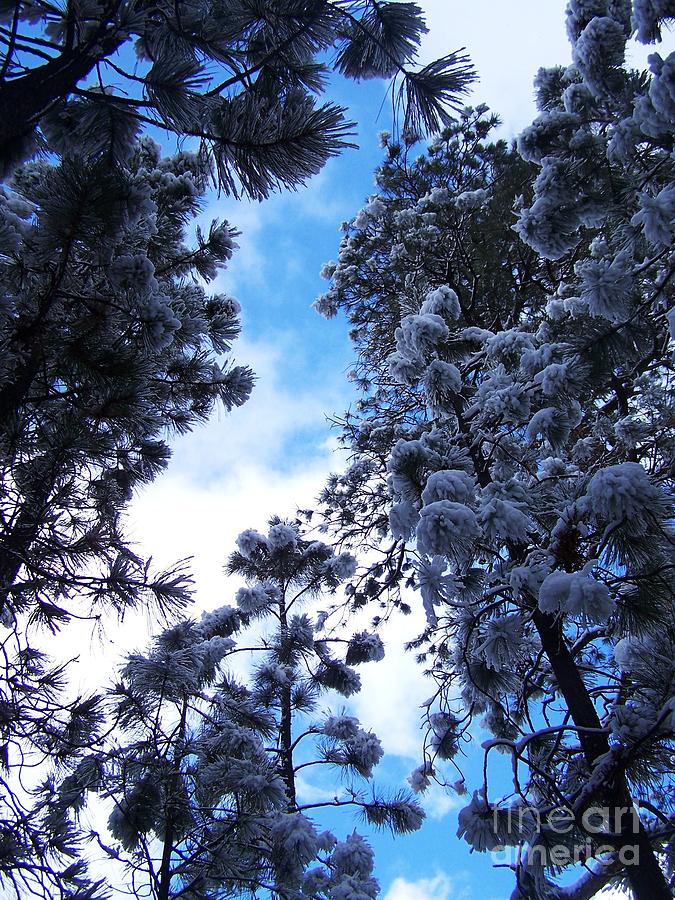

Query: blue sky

[117,3,666,897]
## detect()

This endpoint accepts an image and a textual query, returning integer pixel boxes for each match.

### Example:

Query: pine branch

[209,88,356,199]
[397,50,476,136]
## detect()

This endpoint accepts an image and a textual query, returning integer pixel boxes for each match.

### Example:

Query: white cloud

[344,604,432,760]
[295,773,344,806]
[62,332,351,689]
[417,0,675,142]
[203,162,363,297]
[418,0,570,138]
[126,334,350,611]
[207,197,271,294]
[383,872,460,900]
[149,334,347,485]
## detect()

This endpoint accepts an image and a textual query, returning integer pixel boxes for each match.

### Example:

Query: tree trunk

[280,680,296,809]
[0,477,52,614]
[0,353,41,426]
[157,824,175,900]
[278,591,296,810]
[533,609,671,900]
[156,697,188,900]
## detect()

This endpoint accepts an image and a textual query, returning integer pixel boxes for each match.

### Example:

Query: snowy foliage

[0,3,478,895]
[420,285,462,319]
[422,470,476,506]
[631,184,675,247]
[315,833,380,899]
[428,712,461,760]
[323,715,361,741]
[538,568,615,625]
[474,614,525,671]
[456,791,503,853]
[235,528,270,558]
[0,138,257,896]
[585,461,666,533]
[324,551,359,581]
[1,141,253,624]
[423,358,463,408]
[346,631,386,664]
[407,761,434,793]
[46,518,423,897]
[575,249,634,321]
[415,500,480,561]
[413,556,460,627]
[271,813,320,887]
[632,0,675,42]
[235,584,271,614]
[478,484,532,545]
[314,12,675,893]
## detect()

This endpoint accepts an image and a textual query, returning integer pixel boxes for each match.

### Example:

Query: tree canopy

[0,0,475,197]
[0,4,478,895]
[0,134,256,898]
[315,3,675,896]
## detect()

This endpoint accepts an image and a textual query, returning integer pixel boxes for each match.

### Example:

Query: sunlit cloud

[417,0,673,141]
[422,781,464,821]
[127,335,351,608]
[202,159,370,299]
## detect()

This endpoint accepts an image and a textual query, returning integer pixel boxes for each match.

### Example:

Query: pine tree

[46,519,423,899]
[0,136,254,897]
[0,137,254,620]
[0,0,475,197]
[313,4,675,896]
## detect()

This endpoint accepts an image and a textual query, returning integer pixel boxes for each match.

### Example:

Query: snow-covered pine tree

[0,137,252,897]
[47,519,423,898]
[0,0,476,196]
[313,4,675,896]
[1,138,253,626]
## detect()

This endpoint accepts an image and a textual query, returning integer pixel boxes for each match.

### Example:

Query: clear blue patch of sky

[209,74,394,391]
[299,736,518,899]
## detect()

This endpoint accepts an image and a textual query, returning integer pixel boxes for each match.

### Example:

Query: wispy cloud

[127,335,351,610]
[295,773,345,806]
[154,334,348,483]
[56,332,352,690]
[422,781,464,821]
[417,0,672,141]
[202,157,370,298]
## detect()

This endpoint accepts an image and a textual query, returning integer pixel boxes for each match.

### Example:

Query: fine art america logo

[490,804,642,867]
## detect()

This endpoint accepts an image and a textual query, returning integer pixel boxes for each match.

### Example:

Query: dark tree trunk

[533,609,671,900]
[0,479,52,614]
[156,697,188,900]
[278,595,296,810]
[280,680,296,809]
